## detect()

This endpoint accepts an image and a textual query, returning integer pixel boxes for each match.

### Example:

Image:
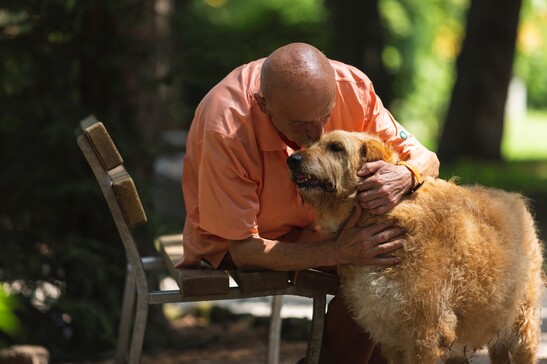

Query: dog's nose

[287,154,303,170]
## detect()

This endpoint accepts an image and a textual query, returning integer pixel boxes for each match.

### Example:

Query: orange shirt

[181,58,428,268]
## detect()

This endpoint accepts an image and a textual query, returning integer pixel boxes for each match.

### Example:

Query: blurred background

[1,0,546,361]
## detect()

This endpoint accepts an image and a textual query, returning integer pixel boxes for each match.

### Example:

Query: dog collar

[396,160,424,194]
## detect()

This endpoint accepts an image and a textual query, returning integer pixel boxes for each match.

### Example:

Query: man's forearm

[229,208,407,271]
[408,148,440,179]
[228,236,337,271]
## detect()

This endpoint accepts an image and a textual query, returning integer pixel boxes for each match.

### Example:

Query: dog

[287,130,544,363]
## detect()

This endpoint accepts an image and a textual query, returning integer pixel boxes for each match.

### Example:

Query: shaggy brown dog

[287,130,544,363]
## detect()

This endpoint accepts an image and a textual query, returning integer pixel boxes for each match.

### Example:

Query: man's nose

[287,153,304,169]
[308,122,324,141]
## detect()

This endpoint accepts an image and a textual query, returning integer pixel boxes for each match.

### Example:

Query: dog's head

[287,131,397,208]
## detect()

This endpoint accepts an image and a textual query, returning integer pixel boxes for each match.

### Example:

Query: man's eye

[327,142,344,152]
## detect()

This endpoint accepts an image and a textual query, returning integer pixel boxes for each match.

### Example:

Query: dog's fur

[287,130,544,363]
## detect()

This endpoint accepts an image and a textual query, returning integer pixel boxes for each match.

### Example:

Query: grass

[440,160,547,193]
[437,109,547,193]
[502,109,547,161]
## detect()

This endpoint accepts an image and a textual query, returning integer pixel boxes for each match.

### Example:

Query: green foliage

[0,0,149,359]
[514,0,547,109]
[379,0,547,148]
[0,287,22,342]
[379,0,468,147]
[171,0,329,127]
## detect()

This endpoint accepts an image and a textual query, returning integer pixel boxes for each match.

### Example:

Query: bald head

[255,43,337,147]
[261,43,336,116]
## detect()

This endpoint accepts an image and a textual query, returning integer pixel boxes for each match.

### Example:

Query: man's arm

[228,206,405,271]
[354,73,440,213]
[399,145,440,180]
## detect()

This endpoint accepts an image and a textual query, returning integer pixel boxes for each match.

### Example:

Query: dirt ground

[139,316,308,364]
[78,313,309,364]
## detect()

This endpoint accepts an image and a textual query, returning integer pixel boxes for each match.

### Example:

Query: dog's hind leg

[488,296,540,364]
[508,213,543,363]
[509,271,542,364]
[487,340,511,364]
[508,301,541,363]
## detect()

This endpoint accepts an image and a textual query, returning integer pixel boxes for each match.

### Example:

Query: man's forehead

[276,99,335,122]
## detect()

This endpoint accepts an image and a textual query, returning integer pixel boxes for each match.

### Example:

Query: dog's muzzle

[287,154,335,192]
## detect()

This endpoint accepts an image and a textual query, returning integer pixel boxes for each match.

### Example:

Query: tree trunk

[114,0,161,142]
[81,1,115,113]
[80,0,163,143]
[437,0,522,162]
[324,0,393,106]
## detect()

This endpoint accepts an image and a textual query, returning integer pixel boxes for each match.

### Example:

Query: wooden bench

[77,116,340,363]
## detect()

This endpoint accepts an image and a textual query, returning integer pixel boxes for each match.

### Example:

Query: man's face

[270,112,333,148]
[256,91,335,148]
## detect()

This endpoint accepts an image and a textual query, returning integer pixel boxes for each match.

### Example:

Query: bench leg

[305,294,326,364]
[115,266,136,364]
[266,295,283,364]
[128,295,149,363]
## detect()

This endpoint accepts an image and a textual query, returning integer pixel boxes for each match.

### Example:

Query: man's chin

[292,137,315,148]
[286,135,317,149]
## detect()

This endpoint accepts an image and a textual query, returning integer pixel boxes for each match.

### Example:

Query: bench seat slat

[156,234,230,297]
[229,270,290,293]
[291,269,340,296]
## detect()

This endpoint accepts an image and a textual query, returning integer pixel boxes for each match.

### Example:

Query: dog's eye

[327,142,345,152]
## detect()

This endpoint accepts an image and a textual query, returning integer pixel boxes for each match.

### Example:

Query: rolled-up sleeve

[360,85,426,163]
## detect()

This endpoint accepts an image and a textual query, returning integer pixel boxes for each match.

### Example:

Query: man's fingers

[372,227,405,244]
[358,193,382,209]
[372,236,405,255]
[368,205,390,215]
[359,192,398,214]
[371,256,401,266]
[368,236,405,266]
[358,160,384,177]
[364,221,398,236]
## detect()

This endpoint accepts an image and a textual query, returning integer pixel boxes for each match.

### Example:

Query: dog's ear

[360,139,397,163]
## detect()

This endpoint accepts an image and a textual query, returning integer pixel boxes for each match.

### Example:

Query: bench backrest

[77,116,149,292]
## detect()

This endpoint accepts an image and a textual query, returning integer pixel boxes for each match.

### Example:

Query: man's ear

[360,139,397,163]
[254,93,268,114]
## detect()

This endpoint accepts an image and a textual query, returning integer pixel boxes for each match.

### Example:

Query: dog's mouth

[293,173,335,192]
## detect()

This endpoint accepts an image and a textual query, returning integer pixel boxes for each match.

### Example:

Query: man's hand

[335,205,405,266]
[357,160,413,214]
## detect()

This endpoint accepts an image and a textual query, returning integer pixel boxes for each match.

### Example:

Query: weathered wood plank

[291,269,340,296]
[156,234,230,297]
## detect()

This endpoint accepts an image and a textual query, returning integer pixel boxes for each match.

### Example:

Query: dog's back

[340,178,543,362]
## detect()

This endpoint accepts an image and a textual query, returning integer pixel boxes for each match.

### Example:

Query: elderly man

[177,43,439,363]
